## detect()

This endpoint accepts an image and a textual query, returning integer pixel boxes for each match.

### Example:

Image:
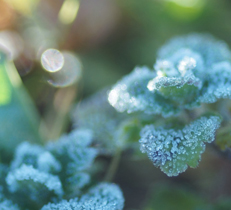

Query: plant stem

[104,149,122,182]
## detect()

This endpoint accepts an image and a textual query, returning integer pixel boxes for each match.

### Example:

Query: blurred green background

[1,0,231,209]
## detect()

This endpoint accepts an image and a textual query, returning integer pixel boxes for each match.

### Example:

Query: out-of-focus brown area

[0,0,15,30]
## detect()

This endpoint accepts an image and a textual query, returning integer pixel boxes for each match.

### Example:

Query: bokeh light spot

[0,30,23,60]
[47,52,82,87]
[41,49,64,72]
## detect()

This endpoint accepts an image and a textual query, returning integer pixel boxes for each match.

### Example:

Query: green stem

[104,149,122,182]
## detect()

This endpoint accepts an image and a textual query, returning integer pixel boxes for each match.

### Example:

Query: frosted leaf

[165,48,205,78]
[6,164,63,208]
[65,172,90,192]
[41,198,81,210]
[139,116,221,176]
[47,129,97,172]
[58,129,94,147]
[11,142,61,174]
[147,71,201,107]
[148,48,204,108]
[157,34,231,106]
[178,57,196,76]
[108,67,156,113]
[199,62,231,103]
[41,183,125,210]
[154,60,179,77]
[108,66,180,117]
[79,183,125,210]
[47,129,97,193]
[0,199,20,210]
[109,34,231,117]
[10,142,44,170]
[37,152,62,173]
[158,33,231,67]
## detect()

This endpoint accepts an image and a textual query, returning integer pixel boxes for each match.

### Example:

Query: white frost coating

[10,142,61,174]
[10,142,44,170]
[0,199,20,210]
[37,152,62,173]
[41,183,125,210]
[178,56,196,76]
[80,183,125,210]
[154,60,179,77]
[46,129,97,191]
[108,66,156,113]
[147,71,202,92]
[108,89,119,107]
[109,34,231,117]
[139,116,221,176]
[199,61,231,103]
[108,66,180,117]
[47,129,97,172]
[6,164,63,197]
[158,33,231,67]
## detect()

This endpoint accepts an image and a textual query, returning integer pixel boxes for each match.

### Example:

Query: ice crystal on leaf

[10,142,61,174]
[79,183,125,210]
[139,116,221,176]
[6,164,63,208]
[0,129,109,209]
[0,199,20,210]
[46,129,97,194]
[109,34,231,117]
[108,67,156,113]
[158,33,231,67]
[157,34,231,106]
[47,129,97,172]
[41,183,125,210]
[199,61,231,103]
[37,151,62,173]
[108,66,180,117]
[41,198,82,210]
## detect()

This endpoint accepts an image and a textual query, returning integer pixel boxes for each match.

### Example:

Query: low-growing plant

[1,33,231,209]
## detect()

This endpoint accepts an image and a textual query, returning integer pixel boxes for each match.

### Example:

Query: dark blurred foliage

[1,0,231,209]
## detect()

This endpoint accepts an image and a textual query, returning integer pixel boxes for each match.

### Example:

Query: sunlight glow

[58,0,80,25]
[165,0,203,8]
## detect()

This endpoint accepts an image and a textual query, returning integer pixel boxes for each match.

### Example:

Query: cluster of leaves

[0,50,125,210]
[72,89,153,155]
[109,34,231,117]
[100,33,231,176]
[2,33,231,209]
[0,129,125,210]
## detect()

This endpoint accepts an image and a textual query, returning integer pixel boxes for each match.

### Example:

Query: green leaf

[0,52,42,162]
[115,118,141,148]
